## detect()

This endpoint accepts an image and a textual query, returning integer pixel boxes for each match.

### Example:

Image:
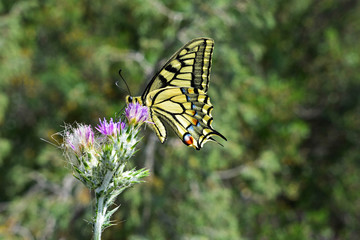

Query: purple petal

[125,102,152,125]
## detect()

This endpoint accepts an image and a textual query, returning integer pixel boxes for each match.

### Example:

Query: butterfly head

[125,95,133,104]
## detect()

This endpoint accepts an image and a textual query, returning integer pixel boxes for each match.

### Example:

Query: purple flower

[125,103,152,126]
[96,118,125,136]
[64,124,94,155]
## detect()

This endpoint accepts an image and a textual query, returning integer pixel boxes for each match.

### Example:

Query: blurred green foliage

[1,0,359,239]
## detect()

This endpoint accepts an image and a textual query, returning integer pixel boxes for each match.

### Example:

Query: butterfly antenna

[115,69,131,117]
[116,69,132,96]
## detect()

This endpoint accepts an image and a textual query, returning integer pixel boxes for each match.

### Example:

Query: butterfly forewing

[142,38,214,100]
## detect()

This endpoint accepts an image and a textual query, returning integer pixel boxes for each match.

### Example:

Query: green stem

[93,170,114,240]
[94,194,106,240]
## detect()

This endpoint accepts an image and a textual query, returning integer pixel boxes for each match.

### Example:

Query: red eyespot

[183,133,194,146]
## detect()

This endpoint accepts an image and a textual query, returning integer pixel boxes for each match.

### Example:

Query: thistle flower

[95,118,125,136]
[62,124,100,184]
[125,102,152,126]
[58,116,149,240]
[64,124,95,156]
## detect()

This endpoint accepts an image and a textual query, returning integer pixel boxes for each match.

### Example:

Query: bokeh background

[1,0,360,239]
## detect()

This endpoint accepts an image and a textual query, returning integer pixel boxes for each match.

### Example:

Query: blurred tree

[0,0,359,239]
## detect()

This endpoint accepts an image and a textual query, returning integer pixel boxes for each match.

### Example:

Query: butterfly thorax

[125,95,143,105]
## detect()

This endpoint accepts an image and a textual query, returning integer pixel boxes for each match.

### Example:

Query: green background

[1,0,360,239]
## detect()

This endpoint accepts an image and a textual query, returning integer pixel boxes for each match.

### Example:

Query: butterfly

[126,38,226,150]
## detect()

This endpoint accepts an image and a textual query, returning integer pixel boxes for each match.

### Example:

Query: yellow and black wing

[141,38,226,150]
[126,38,226,150]
[141,38,214,100]
[145,86,226,150]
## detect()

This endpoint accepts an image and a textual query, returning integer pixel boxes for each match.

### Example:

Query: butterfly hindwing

[145,86,226,150]
[126,37,226,150]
